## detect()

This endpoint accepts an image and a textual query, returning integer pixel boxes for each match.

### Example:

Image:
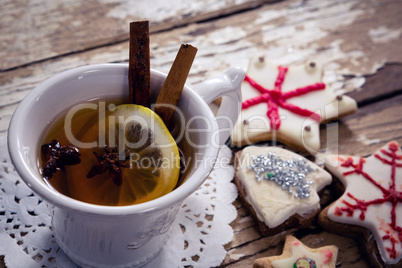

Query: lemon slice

[67,104,180,206]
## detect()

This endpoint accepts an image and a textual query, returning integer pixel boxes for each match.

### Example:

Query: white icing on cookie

[231,58,357,152]
[272,237,337,268]
[325,141,402,265]
[236,146,332,228]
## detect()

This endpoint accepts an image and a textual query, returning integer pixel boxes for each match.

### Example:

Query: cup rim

[8,63,220,215]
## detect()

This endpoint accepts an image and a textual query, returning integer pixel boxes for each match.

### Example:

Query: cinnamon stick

[154,44,198,127]
[129,21,150,107]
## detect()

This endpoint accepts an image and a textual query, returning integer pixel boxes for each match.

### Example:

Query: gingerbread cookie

[230,58,357,152]
[234,146,332,235]
[319,141,402,267]
[254,235,338,268]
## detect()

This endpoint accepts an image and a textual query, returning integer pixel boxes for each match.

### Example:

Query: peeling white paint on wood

[1,1,402,267]
[357,135,383,146]
[0,0,276,71]
[228,252,245,261]
[101,0,243,20]
[1,0,402,137]
[369,26,402,44]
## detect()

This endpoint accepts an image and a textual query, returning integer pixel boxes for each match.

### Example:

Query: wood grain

[0,0,278,71]
[1,0,402,267]
[319,63,402,157]
[347,63,402,106]
[2,0,402,136]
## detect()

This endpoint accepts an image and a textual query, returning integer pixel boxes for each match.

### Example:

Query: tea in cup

[8,64,244,267]
[38,97,182,206]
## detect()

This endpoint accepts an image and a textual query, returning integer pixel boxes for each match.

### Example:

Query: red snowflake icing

[242,65,326,130]
[334,142,402,259]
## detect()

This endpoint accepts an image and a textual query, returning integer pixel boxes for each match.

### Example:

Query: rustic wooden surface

[1,0,402,267]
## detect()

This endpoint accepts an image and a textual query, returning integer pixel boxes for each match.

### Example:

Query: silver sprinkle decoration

[248,152,316,199]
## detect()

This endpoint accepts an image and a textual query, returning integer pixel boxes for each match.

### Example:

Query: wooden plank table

[1,0,401,267]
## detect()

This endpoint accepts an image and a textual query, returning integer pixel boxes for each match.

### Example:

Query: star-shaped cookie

[320,141,402,267]
[230,58,357,153]
[254,235,338,268]
[234,146,332,235]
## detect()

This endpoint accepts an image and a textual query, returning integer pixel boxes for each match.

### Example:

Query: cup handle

[192,66,245,146]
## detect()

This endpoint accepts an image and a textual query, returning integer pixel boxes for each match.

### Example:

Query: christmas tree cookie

[319,141,402,267]
[234,146,332,235]
[230,57,357,152]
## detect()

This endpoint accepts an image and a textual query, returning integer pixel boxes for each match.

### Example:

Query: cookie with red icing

[253,235,338,268]
[230,57,357,152]
[319,141,402,267]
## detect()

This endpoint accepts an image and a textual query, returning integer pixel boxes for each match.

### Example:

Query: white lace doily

[0,135,238,268]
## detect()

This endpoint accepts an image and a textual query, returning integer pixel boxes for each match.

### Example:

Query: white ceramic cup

[8,64,244,267]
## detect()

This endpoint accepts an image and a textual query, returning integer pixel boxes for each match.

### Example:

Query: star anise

[86,146,130,186]
[41,139,81,179]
